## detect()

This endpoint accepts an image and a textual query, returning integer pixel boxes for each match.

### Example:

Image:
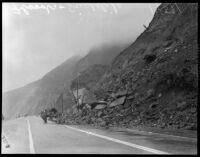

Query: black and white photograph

[2,2,198,154]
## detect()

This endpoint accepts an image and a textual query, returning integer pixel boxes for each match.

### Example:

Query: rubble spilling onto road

[55,3,197,131]
[57,86,197,131]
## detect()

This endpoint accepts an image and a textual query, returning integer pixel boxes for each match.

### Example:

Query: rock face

[94,3,198,130]
[63,3,197,131]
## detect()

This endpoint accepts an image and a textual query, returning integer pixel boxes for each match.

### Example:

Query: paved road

[1,116,197,154]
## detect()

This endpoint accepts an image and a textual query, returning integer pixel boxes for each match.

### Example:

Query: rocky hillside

[62,3,198,130]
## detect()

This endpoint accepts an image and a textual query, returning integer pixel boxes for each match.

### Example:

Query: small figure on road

[40,109,48,124]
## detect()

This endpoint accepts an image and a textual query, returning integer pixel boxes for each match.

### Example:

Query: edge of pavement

[45,115,197,141]
[106,126,197,141]
[62,123,197,141]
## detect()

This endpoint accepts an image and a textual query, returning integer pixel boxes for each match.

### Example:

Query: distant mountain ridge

[3,42,130,119]
[3,56,81,118]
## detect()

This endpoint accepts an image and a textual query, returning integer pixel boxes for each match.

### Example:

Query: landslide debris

[57,3,198,131]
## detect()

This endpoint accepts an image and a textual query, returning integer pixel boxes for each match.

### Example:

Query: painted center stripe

[65,125,169,154]
[27,119,35,154]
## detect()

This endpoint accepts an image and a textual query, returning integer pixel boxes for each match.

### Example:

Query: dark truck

[40,108,65,124]
[47,108,58,122]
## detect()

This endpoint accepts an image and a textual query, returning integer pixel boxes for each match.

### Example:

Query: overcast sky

[3,3,160,92]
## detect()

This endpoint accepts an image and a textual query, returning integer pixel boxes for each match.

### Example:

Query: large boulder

[89,101,107,109]
[115,90,127,98]
[110,90,127,98]
[94,104,106,110]
[109,96,126,108]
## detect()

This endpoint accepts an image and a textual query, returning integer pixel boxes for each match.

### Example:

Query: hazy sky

[3,3,160,92]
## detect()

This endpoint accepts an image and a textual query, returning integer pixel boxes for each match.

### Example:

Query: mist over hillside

[3,42,131,119]
[73,42,131,75]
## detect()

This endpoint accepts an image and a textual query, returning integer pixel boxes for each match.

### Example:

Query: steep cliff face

[65,3,198,130]
[97,3,198,93]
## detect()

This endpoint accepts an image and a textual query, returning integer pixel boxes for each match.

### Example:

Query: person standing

[40,110,47,123]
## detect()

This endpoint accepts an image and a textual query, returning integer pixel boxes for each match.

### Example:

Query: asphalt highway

[1,116,197,154]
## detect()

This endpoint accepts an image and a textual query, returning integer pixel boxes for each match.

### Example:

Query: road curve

[1,116,197,154]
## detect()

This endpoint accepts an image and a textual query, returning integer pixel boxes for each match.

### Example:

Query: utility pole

[57,93,62,114]
[60,83,67,115]
[77,73,80,112]
[77,79,79,112]
[45,101,48,110]
[61,93,63,114]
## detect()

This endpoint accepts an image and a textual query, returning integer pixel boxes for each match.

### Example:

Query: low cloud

[3,3,159,92]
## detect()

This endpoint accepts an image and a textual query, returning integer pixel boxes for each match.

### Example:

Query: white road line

[126,128,197,141]
[65,125,169,154]
[27,119,35,154]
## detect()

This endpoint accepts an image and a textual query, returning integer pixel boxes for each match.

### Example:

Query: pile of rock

[59,84,197,131]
